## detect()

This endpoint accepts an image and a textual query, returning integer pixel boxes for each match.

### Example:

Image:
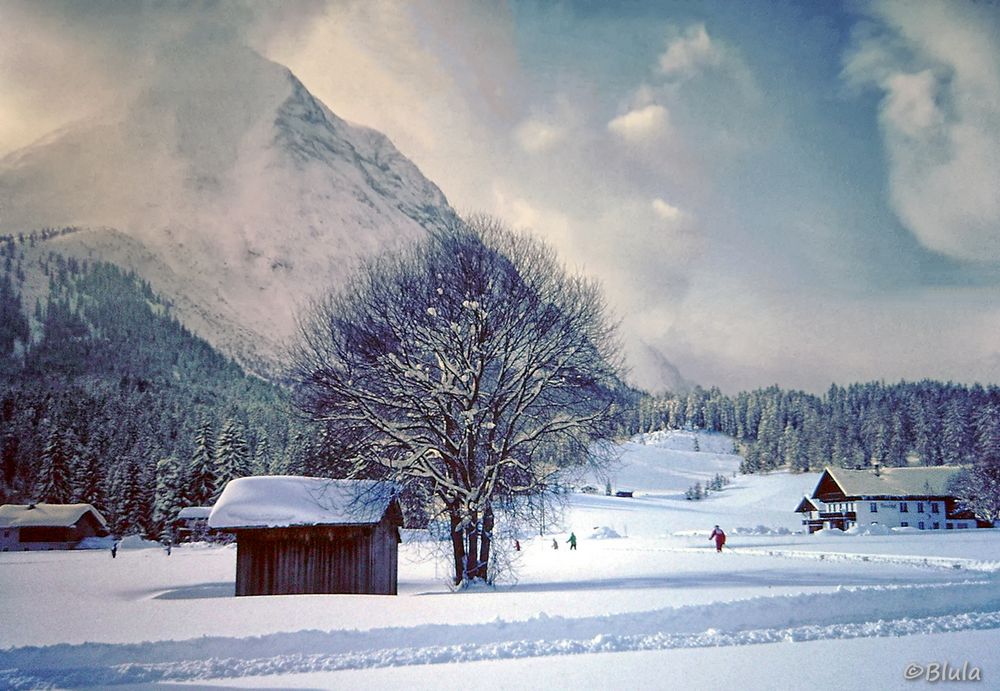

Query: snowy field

[2,431,999,690]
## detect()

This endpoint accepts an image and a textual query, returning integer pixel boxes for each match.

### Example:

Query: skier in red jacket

[709,525,726,552]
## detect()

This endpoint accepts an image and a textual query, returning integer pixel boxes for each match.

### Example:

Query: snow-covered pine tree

[214,419,249,499]
[110,455,145,536]
[35,427,74,503]
[153,455,184,540]
[974,403,1000,461]
[250,430,270,476]
[188,419,216,505]
[73,447,106,509]
[940,397,972,466]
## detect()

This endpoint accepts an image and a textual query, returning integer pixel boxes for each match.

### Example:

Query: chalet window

[933,523,940,530]
[957,523,967,529]
[918,521,925,530]
[931,502,940,514]
[899,502,908,513]
[916,502,924,513]
[946,523,953,529]
[900,521,909,527]
[870,503,878,513]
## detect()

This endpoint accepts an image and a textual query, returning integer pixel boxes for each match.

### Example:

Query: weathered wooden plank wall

[234,523,399,596]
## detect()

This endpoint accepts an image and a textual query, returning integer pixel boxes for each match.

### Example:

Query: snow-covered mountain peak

[0,49,458,373]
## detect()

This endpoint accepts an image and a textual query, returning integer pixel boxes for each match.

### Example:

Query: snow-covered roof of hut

[208,476,398,530]
[818,466,964,498]
[0,503,108,529]
[176,506,213,520]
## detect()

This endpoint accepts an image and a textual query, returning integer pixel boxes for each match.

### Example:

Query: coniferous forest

[1,232,999,539]
[618,381,1000,474]
[0,234,324,538]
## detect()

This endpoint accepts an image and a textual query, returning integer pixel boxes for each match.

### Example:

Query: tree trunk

[449,507,465,585]
[465,510,479,583]
[477,504,494,582]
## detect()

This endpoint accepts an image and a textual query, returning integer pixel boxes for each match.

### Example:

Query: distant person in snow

[709,525,726,552]
[110,541,118,558]
[567,532,577,550]
[552,538,559,550]
[514,539,521,552]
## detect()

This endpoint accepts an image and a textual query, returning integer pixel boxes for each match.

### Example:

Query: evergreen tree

[755,400,781,470]
[940,397,971,465]
[35,428,74,503]
[110,456,145,536]
[780,423,807,471]
[74,448,107,511]
[0,272,29,361]
[153,455,184,540]
[188,420,217,505]
[214,419,249,498]
[251,430,271,476]
[974,403,1000,461]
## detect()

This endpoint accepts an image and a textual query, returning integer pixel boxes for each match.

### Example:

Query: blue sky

[1,0,998,392]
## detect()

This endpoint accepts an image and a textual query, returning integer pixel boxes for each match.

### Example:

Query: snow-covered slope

[0,46,457,370]
[579,430,818,535]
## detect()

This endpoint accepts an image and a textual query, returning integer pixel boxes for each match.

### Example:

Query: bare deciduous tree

[289,216,624,585]
[948,454,1000,525]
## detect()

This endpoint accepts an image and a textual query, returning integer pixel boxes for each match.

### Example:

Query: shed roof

[817,466,964,499]
[176,506,213,520]
[208,476,399,530]
[0,503,109,529]
[794,496,818,513]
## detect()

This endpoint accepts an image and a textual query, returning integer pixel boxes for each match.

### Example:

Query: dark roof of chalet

[814,466,965,499]
[794,496,818,513]
[208,476,400,530]
[0,503,109,529]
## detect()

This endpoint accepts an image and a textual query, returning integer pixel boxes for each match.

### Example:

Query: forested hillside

[0,235,319,538]
[622,382,1000,473]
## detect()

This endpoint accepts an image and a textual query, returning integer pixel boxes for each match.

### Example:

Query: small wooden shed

[174,506,214,542]
[0,503,110,551]
[208,476,402,597]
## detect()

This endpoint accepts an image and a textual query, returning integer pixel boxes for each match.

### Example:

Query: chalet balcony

[818,511,856,521]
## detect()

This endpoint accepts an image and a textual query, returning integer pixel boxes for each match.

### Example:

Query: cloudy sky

[1,0,999,393]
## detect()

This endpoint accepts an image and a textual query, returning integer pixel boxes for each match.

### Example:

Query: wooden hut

[208,476,402,596]
[0,503,110,551]
[174,506,214,542]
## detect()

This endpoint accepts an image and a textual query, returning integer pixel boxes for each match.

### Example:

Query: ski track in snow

[3,580,999,688]
[637,543,1000,573]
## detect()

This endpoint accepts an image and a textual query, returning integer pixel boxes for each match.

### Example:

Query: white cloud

[607,103,670,143]
[651,197,683,221]
[844,1,1000,262]
[658,24,720,78]
[513,118,566,153]
[882,70,942,137]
